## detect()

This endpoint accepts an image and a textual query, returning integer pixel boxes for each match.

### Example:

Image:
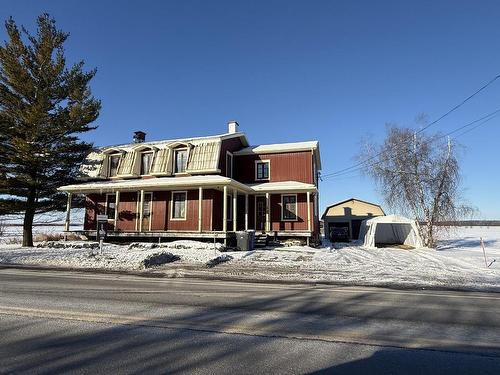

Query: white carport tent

[359,215,423,248]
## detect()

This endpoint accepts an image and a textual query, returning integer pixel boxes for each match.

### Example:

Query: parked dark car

[330,227,349,242]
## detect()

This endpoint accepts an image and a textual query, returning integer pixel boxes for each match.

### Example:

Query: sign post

[96,215,108,255]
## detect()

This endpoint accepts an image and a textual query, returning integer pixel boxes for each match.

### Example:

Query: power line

[321,74,500,179]
[321,108,500,181]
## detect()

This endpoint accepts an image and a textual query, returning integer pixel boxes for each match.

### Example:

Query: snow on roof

[58,177,317,193]
[248,181,317,192]
[234,141,321,170]
[234,141,318,155]
[58,175,252,193]
[100,132,248,151]
[364,214,416,224]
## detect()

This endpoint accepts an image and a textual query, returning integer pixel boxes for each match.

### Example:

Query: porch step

[254,234,268,248]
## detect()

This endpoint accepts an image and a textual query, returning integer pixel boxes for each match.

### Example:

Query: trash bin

[236,230,255,251]
[236,231,249,251]
[246,230,255,251]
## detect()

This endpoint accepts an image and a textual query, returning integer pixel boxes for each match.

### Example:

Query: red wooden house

[59,121,321,244]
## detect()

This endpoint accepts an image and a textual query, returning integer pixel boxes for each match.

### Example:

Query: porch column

[223,186,227,233]
[114,191,120,227]
[244,194,249,230]
[139,189,145,232]
[64,192,72,232]
[265,192,270,232]
[307,191,311,232]
[233,188,237,232]
[198,187,203,233]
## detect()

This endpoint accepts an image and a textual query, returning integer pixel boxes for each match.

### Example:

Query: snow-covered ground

[0,226,499,291]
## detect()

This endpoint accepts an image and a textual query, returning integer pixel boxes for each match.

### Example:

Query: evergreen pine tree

[0,14,100,246]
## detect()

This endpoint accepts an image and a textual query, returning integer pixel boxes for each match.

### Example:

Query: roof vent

[227,120,239,134]
[133,131,146,143]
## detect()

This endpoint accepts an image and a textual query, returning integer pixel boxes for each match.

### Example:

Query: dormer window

[108,154,121,177]
[140,151,154,175]
[174,149,188,173]
[255,160,270,181]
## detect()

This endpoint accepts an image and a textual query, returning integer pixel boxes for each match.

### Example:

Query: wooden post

[64,192,72,232]
[245,194,249,230]
[139,190,145,232]
[223,186,227,233]
[265,192,270,233]
[198,187,203,233]
[114,191,120,228]
[307,191,311,232]
[233,188,237,232]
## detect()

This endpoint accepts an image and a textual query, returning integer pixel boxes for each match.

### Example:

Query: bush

[206,254,233,268]
[142,252,180,268]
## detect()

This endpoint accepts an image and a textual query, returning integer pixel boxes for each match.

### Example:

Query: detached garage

[322,198,385,241]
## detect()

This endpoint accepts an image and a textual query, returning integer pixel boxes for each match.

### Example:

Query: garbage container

[246,230,255,251]
[236,231,249,251]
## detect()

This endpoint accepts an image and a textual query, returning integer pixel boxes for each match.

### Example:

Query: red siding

[270,193,309,231]
[234,151,313,184]
[84,194,105,230]
[219,137,244,176]
[116,192,138,231]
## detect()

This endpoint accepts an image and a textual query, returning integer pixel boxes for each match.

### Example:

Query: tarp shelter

[359,215,423,248]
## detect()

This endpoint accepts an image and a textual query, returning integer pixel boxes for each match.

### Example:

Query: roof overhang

[248,181,317,193]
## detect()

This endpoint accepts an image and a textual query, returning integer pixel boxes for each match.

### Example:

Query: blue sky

[2,0,500,218]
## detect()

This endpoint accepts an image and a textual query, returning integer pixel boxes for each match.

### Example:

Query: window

[171,191,187,219]
[282,194,297,221]
[108,154,121,177]
[106,194,116,219]
[255,160,270,180]
[174,149,188,173]
[226,194,232,220]
[226,152,233,178]
[140,151,154,175]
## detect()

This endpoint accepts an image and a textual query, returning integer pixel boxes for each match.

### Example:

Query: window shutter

[151,148,173,175]
[117,152,135,176]
[98,154,108,178]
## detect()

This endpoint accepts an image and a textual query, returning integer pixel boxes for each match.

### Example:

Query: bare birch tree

[359,124,472,247]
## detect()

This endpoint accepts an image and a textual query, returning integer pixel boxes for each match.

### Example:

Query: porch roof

[58,176,317,194]
[248,181,317,193]
[58,175,253,194]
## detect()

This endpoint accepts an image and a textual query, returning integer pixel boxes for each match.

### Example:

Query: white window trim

[226,151,233,178]
[255,160,270,181]
[105,193,116,220]
[139,150,155,176]
[170,190,188,221]
[142,192,153,231]
[281,193,298,221]
[107,153,122,178]
[173,148,189,175]
[226,193,233,221]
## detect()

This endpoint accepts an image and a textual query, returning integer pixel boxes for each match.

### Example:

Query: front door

[141,192,153,231]
[256,196,267,232]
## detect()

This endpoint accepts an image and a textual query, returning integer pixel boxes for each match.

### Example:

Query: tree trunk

[22,189,36,247]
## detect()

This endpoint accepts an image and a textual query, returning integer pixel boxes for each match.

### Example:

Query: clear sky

[2,0,500,218]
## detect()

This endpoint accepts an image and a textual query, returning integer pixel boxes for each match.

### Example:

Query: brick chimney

[227,120,239,134]
[133,131,146,143]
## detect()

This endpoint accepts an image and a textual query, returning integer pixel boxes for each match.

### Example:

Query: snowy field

[0,226,499,291]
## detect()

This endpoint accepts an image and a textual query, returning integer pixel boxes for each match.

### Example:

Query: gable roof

[233,141,321,169]
[322,198,385,219]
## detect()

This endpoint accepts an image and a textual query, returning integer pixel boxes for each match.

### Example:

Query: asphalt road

[1,267,500,374]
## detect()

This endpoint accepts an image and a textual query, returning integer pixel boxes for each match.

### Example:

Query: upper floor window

[281,194,297,221]
[108,154,121,177]
[174,149,188,173]
[226,152,233,178]
[140,151,154,175]
[255,160,270,181]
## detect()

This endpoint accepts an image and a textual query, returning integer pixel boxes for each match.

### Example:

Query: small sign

[96,214,108,222]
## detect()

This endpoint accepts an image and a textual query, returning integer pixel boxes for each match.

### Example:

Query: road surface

[0,267,499,374]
